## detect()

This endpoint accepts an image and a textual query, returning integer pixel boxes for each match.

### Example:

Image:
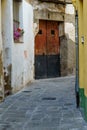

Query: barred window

[13,0,23,43]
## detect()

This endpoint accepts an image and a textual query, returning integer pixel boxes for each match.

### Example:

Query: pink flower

[14,28,24,40]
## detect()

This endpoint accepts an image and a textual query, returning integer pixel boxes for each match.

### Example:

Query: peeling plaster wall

[1,0,13,95]
[33,0,75,77]
[32,0,65,37]
[12,0,34,92]
[65,4,75,75]
[1,0,34,93]
[0,0,4,100]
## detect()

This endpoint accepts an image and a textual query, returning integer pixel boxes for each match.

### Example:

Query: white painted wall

[23,0,34,85]
[1,0,34,93]
[1,0,13,70]
[1,0,13,96]
[12,0,34,92]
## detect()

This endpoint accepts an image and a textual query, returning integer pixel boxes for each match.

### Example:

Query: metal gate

[35,20,60,79]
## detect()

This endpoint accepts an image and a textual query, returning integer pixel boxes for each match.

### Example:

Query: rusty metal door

[35,20,60,79]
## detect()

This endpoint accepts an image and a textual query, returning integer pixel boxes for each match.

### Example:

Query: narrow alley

[0,76,87,130]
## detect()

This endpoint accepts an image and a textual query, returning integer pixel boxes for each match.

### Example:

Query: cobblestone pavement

[0,76,87,130]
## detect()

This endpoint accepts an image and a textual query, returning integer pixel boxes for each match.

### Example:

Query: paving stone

[23,127,59,130]
[0,76,86,129]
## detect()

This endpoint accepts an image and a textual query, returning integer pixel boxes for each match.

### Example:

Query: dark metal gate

[35,20,60,79]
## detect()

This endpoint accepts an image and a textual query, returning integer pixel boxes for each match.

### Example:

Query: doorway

[35,20,60,79]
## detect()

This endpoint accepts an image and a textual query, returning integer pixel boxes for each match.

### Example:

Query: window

[13,0,23,43]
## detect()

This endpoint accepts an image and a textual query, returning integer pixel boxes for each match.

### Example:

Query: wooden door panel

[35,55,47,79]
[47,21,59,55]
[47,54,60,77]
[35,20,47,55]
[46,21,60,77]
[35,20,47,78]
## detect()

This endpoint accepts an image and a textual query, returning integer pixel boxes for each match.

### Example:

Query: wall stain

[0,52,4,100]
[4,64,12,96]
[0,52,3,76]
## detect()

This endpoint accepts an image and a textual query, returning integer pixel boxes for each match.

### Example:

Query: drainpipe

[75,10,79,108]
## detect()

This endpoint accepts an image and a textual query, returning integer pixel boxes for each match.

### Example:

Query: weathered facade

[0,0,34,98]
[32,0,75,78]
[0,0,4,100]
[64,3,75,75]
[0,0,75,100]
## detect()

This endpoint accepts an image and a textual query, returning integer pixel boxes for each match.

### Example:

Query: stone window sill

[14,40,24,43]
[14,37,24,44]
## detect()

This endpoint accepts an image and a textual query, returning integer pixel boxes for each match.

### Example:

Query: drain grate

[22,90,32,93]
[34,88,41,89]
[42,97,56,100]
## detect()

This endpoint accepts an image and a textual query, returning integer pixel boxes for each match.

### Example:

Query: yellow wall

[83,0,87,96]
[73,0,87,96]
[78,0,84,90]
[72,0,84,90]
[73,0,87,120]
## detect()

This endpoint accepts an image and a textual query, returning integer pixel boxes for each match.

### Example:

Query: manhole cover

[42,97,56,100]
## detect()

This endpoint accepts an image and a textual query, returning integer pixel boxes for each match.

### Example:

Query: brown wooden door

[35,20,60,79]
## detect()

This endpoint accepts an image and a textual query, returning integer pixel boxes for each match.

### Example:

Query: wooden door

[35,20,60,79]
